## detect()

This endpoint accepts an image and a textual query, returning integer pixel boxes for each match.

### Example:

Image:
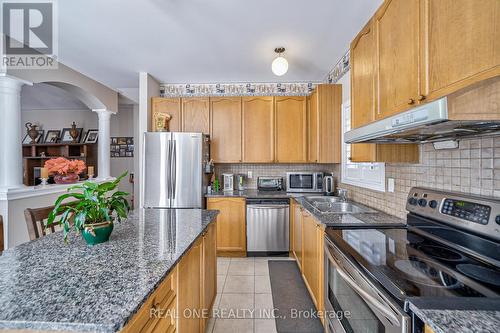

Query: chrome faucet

[338,189,348,202]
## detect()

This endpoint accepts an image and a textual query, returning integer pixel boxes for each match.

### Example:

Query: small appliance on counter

[236,174,246,191]
[257,176,283,191]
[286,172,324,193]
[323,174,335,196]
[222,173,234,192]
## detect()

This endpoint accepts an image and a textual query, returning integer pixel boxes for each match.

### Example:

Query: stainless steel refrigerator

[143,132,210,208]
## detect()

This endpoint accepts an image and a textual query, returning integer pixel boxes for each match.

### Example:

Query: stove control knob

[408,198,418,206]
[496,215,500,225]
[429,200,438,209]
[418,199,427,207]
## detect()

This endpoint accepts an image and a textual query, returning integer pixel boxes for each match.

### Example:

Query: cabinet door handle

[418,95,426,102]
[408,98,415,105]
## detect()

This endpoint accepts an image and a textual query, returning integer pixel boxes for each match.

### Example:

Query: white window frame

[341,101,386,192]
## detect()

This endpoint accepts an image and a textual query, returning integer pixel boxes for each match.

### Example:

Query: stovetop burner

[456,264,500,287]
[417,245,465,262]
[394,256,460,289]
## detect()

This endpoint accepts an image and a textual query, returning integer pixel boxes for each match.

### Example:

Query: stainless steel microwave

[286,172,324,193]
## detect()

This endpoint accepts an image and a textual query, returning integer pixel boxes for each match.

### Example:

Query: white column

[93,109,114,180]
[0,74,32,188]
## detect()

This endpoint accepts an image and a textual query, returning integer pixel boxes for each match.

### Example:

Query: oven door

[324,238,410,333]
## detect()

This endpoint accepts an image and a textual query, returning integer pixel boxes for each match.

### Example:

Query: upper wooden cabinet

[308,84,342,163]
[210,97,242,163]
[242,96,275,163]
[275,96,307,163]
[182,97,210,134]
[375,0,420,119]
[151,97,182,132]
[420,0,500,102]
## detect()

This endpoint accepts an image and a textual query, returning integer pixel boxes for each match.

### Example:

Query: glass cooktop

[325,226,500,304]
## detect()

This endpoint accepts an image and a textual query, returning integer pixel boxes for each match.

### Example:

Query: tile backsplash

[340,137,500,219]
[214,164,336,189]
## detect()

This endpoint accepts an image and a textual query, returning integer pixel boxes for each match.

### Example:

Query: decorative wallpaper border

[159,82,317,98]
[326,50,350,83]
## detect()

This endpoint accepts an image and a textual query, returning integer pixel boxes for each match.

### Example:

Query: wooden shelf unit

[22,143,98,186]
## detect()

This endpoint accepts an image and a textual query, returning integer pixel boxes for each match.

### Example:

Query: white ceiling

[58,0,382,89]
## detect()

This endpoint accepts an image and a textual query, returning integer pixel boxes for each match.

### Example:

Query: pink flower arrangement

[45,157,86,176]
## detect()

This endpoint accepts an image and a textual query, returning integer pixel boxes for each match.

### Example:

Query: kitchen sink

[303,196,376,214]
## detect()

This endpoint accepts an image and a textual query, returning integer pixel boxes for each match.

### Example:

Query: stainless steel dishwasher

[246,198,290,256]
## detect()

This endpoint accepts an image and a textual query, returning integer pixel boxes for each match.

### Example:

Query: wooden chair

[0,215,4,253]
[24,202,77,240]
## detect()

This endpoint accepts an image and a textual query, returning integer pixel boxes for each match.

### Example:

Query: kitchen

[0,0,499,333]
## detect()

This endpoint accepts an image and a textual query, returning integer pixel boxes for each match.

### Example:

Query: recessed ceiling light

[271,47,288,76]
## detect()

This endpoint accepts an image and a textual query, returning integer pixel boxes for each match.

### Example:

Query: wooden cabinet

[177,238,202,333]
[350,15,419,163]
[182,97,210,134]
[151,97,182,132]
[202,221,217,332]
[301,210,324,312]
[207,198,246,256]
[308,84,342,163]
[210,97,242,162]
[375,0,420,119]
[420,0,500,102]
[291,200,303,270]
[275,96,307,163]
[242,96,275,163]
[122,269,177,333]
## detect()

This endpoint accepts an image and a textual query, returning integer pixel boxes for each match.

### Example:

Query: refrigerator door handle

[166,140,172,200]
[171,140,177,199]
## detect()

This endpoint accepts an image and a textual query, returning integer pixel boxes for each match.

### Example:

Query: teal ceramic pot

[82,221,114,245]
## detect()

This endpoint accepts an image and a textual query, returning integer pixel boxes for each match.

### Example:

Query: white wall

[21,109,97,136]
[336,69,350,102]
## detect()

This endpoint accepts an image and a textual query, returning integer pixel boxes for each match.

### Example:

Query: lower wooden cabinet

[300,209,325,322]
[122,222,217,333]
[207,197,246,256]
[290,200,303,269]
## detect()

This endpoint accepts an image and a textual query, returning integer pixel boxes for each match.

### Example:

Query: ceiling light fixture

[271,47,288,76]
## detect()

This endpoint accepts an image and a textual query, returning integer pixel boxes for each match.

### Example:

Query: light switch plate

[387,178,395,193]
[247,171,253,179]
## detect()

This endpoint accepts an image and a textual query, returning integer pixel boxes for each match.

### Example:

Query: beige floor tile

[213,293,222,309]
[228,261,254,276]
[205,317,216,333]
[255,275,272,293]
[223,275,254,293]
[217,275,226,294]
[217,293,254,319]
[254,293,274,319]
[254,260,270,275]
[230,257,255,262]
[254,319,277,333]
[217,260,230,276]
[217,257,231,262]
[213,319,253,333]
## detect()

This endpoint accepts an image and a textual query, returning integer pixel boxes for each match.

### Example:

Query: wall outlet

[387,178,395,193]
[247,171,253,179]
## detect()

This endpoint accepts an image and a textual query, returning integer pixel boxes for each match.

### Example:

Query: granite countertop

[206,189,406,228]
[407,298,500,333]
[0,208,219,333]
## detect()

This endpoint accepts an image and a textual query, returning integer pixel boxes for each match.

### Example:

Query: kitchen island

[0,208,219,333]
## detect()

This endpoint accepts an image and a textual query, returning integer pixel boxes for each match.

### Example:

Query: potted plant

[45,157,86,184]
[47,172,130,245]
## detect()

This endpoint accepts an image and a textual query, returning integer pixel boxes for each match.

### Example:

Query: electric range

[323,187,500,333]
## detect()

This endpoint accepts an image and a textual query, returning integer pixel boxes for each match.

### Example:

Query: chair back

[0,215,4,253]
[24,202,77,240]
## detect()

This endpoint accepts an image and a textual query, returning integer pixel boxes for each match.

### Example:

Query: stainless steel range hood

[344,97,500,144]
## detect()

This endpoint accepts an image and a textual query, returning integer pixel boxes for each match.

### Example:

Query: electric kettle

[323,175,335,196]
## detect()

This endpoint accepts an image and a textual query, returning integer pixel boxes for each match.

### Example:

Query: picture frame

[22,130,44,144]
[110,137,134,158]
[83,129,99,143]
[44,130,61,143]
[61,127,83,143]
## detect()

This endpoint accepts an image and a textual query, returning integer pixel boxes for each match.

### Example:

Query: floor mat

[268,260,324,333]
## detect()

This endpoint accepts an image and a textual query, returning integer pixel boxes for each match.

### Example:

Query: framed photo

[61,127,83,143]
[44,130,60,143]
[117,137,127,145]
[111,138,117,144]
[83,129,99,143]
[22,130,44,144]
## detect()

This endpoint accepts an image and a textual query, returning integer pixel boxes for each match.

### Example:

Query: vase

[82,221,114,245]
[53,172,80,184]
[69,122,79,143]
[25,122,39,144]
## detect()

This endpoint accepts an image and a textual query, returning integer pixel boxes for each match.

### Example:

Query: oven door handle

[327,251,401,326]
[247,205,290,210]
